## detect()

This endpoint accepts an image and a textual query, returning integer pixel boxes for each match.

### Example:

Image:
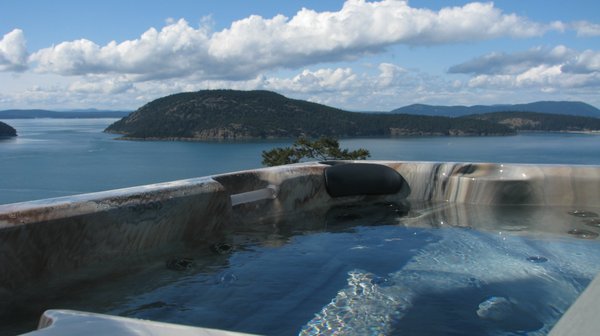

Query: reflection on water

[301,202,600,335]
[3,201,600,335]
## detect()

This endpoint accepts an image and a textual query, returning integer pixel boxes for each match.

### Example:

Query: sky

[1,0,599,111]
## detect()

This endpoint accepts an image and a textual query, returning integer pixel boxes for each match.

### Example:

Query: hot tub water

[5,202,600,336]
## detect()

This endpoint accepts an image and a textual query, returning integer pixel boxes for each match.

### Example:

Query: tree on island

[262,136,370,167]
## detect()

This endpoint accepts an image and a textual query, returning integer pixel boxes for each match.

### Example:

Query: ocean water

[1,118,599,204]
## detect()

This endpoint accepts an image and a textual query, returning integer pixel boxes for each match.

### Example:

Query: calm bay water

[1,118,599,205]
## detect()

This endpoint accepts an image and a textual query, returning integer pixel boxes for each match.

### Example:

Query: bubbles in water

[477,297,544,332]
[218,271,238,285]
[300,270,405,335]
[477,297,513,321]
[526,256,548,263]
[567,229,599,239]
[568,210,599,218]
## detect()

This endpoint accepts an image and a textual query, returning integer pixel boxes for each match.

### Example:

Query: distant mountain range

[0,109,130,119]
[3,101,598,120]
[391,101,600,118]
[3,95,599,140]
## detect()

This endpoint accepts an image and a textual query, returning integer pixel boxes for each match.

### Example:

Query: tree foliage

[463,111,600,131]
[262,136,370,167]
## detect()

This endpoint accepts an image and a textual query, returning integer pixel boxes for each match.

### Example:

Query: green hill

[463,111,600,132]
[104,90,513,140]
[0,121,17,137]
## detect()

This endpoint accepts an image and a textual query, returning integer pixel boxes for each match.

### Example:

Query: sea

[1,118,599,205]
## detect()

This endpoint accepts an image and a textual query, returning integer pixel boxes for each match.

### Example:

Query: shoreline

[517,130,600,135]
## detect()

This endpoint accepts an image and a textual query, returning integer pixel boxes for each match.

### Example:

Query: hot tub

[1,161,599,335]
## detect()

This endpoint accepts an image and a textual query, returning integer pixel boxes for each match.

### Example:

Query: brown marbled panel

[366,161,600,206]
[214,164,329,226]
[214,161,600,225]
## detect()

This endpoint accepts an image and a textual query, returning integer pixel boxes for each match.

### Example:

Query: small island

[462,111,600,133]
[105,90,513,140]
[0,121,17,138]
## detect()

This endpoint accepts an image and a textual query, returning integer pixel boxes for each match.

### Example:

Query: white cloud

[2,59,599,111]
[562,50,600,74]
[449,45,575,75]
[467,64,600,90]
[68,76,133,94]
[28,1,560,81]
[447,46,600,94]
[0,29,28,72]
[263,64,464,109]
[516,65,563,86]
[572,21,600,37]
[377,63,407,87]
[264,68,359,93]
[469,71,600,92]
[30,19,211,79]
[0,63,438,110]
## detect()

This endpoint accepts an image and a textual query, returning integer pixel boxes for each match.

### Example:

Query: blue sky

[1,0,599,110]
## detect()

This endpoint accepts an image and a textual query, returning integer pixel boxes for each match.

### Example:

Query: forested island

[0,121,17,137]
[104,90,600,141]
[105,90,513,140]
[463,112,600,132]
